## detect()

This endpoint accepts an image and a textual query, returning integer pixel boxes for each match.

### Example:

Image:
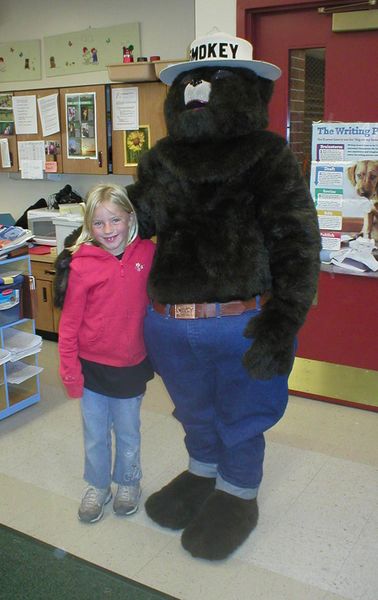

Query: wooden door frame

[237,1,331,138]
[237,0,365,39]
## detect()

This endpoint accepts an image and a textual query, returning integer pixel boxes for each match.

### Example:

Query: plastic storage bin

[0,274,23,325]
[53,215,83,254]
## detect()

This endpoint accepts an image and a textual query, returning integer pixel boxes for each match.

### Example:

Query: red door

[237,0,378,410]
[237,0,378,135]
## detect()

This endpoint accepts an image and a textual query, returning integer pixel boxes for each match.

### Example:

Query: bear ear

[347,164,356,186]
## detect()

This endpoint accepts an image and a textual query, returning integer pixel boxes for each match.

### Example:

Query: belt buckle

[174,304,196,319]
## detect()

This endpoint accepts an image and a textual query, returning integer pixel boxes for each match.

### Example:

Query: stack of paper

[3,328,42,361]
[6,361,44,384]
[0,270,23,280]
[330,247,378,273]
[0,226,34,257]
[0,348,12,365]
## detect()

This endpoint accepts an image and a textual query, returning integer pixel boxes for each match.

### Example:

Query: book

[0,225,34,257]
[330,247,378,273]
[331,257,369,272]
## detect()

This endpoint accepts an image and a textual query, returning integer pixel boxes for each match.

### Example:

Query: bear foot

[181,490,258,560]
[145,471,216,530]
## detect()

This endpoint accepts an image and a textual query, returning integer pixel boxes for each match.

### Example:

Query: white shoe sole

[113,489,142,517]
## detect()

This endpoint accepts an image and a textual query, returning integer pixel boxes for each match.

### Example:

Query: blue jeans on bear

[144,304,292,499]
[80,389,143,489]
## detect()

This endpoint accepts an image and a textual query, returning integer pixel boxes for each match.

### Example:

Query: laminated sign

[311,122,378,251]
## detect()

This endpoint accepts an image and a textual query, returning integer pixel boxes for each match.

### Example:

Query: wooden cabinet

[0,92,18,172]
[111,81,167,176]
[59,85,108,175]
[14,88,63,173]
[2,82,167,176]
[30,254,60,335]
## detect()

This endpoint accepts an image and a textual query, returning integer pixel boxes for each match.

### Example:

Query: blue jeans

[80,389,143,489]
[144,304,292,498]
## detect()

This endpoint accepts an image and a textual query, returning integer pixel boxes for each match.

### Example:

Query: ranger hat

[159,31,281,85]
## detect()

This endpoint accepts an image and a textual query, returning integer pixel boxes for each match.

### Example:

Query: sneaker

[113,484,141,516]
[78,486,112,523]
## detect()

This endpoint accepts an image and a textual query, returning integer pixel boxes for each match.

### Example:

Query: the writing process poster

[311,123,378,249]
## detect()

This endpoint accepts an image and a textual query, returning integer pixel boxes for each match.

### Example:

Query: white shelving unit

[0,252,41,420]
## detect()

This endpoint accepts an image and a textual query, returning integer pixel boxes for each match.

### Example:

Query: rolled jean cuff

[216,474,258,500]
[189,457,217,478]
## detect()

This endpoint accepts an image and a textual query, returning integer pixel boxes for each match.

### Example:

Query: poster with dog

[311,123,378,249]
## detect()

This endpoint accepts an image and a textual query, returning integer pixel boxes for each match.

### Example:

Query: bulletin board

[44,23,141,77]
[0,40,41,83]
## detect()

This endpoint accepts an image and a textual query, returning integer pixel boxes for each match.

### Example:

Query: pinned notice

[12,95,38,134]
[0,138,11,168]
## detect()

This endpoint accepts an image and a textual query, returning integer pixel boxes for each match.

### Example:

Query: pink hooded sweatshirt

[58,236,155,398]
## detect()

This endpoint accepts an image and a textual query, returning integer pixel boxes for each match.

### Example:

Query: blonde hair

[69,184,138,253]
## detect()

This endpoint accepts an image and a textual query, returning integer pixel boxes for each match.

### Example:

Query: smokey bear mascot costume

[127,31,321,561]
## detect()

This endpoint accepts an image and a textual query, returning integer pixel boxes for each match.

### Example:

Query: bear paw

[145,471,216,530]
[181,490,258,560]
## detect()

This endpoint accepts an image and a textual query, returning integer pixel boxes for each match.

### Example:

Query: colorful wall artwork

[0,40,41,83]
[44,23,140,77]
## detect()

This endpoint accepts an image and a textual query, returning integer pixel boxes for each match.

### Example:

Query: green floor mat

[0,524,178,600]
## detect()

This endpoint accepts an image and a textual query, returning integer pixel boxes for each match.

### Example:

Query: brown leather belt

[152,293,269,319]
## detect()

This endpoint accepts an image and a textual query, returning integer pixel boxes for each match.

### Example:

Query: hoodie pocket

[81,316,105,343]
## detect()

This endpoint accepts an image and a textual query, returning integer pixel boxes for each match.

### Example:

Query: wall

[0,0,196,219]
[0,0,196,93]
[0,0,238,220]
[195,0,236,36]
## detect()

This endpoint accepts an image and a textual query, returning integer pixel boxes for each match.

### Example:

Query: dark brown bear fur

[127,66,320,560]
[128,67,320,380]
[145,471,216,530]
[181,491,259,561]
[53,227,82,309]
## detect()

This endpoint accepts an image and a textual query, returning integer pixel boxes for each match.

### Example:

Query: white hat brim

[159,58,281,85]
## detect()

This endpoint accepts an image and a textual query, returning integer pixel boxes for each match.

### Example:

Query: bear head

[164,66,274,142]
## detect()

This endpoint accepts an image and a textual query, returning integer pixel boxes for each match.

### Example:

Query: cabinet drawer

[31,261,56,282]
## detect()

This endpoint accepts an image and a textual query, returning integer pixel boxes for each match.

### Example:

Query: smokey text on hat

[190,42,239,62]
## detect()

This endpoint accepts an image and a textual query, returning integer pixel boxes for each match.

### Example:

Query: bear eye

[180,73,196,85]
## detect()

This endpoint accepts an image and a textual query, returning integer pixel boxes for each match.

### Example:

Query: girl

[56,183,155,523]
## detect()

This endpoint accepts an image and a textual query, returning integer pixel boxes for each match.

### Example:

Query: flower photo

[124,125,150,166]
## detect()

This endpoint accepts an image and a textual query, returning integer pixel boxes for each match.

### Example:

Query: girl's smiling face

[91,200,131,255]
